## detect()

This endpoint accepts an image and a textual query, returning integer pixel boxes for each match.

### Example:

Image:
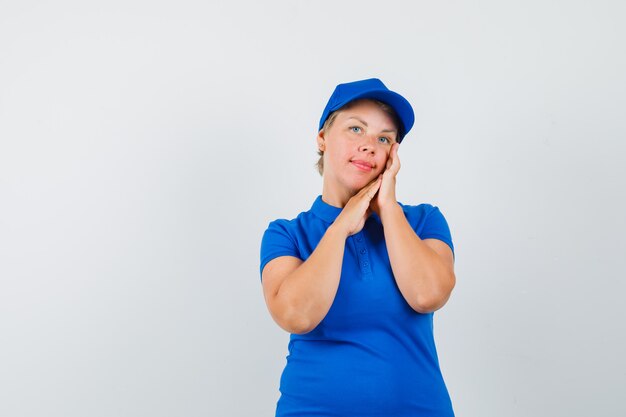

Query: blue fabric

[317,78,415,142]
[260,195,455,417]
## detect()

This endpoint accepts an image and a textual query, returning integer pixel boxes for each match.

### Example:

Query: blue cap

[318,78,415,142]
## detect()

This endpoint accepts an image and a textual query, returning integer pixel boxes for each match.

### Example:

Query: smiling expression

[317,99,400,197]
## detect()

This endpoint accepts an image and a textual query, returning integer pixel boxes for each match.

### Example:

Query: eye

[350,126,362,133]
[378,137,390,144]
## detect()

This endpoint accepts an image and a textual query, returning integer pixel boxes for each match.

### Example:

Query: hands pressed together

[334,143,401,237]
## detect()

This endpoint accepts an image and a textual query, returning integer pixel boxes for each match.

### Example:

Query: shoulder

[264,216,297,233]
[398,200,455,258]
[260,208,317,278]
[263,208,313,234]
[396,201,453,239]
[261,206,321,245]
[397,201,442,223]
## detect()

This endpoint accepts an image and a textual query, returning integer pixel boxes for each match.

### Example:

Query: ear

[317,131,325,151]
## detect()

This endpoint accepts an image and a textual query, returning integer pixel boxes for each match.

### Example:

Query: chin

[345,177,372,193]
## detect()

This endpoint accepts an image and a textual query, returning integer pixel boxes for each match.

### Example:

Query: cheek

[331,147,350,162]
[380,152,391,166]
[325,148,348,170]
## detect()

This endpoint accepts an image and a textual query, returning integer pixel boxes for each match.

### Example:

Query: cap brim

[329,89,415,141]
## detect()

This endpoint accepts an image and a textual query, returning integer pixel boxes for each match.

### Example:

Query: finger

[389,144,401,174]
[356,176,380,200]
[366,187,379,200]
[357,175,381,195]
[385,144,397,170]
[366,177,382,199]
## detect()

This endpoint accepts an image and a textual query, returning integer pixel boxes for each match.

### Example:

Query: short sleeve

[420,206,455,261]
[259,219,302,281]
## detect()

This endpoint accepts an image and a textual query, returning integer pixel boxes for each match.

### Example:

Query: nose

[358,135,377,153]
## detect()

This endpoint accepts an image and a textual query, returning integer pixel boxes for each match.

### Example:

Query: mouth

[350,160,374,172]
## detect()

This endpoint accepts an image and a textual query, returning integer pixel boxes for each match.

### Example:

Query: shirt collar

[310,195,343,223]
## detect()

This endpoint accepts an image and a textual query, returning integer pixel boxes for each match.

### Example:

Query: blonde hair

[315,99,402,176]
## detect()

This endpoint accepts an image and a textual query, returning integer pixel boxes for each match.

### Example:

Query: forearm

[275,224,348,333]
[380,203,455,313]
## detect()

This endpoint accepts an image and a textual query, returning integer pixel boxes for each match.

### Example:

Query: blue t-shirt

[260,195,455,417]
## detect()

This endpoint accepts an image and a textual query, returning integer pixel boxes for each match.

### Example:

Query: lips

[351,159,374,172]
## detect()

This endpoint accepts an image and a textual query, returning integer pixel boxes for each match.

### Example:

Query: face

[317,99,399,195]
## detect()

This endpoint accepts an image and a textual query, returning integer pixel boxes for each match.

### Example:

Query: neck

[321,177,358,208]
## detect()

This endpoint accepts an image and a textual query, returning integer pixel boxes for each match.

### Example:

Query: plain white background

[1,1,625,416]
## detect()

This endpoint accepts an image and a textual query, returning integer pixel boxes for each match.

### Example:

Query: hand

[370,143,400,217]
[334,176,382,237]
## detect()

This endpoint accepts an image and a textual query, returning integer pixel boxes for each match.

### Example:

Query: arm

[379,204,456,313]
[262,177,382,334]
[262,223,348,334]
[370,143,455,313]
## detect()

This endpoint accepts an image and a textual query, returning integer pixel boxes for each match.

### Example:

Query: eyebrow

[346,117,397,134]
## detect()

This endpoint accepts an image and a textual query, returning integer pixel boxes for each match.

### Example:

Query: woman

[259,78,457,417]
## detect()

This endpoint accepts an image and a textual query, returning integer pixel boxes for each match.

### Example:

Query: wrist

[379,201,402,221]
[327,222,350,240]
